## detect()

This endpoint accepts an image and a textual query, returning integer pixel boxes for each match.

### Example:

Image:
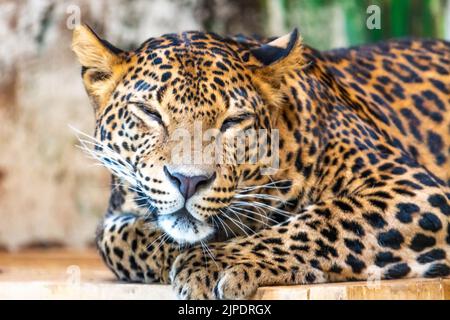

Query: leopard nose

[164,166,216,200]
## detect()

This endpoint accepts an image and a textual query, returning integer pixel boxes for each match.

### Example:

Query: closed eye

[129,101,164,125]
[220,113,254,132]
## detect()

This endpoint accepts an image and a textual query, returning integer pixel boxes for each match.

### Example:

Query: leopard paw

[213,264,259,299]
[170,247,259,300]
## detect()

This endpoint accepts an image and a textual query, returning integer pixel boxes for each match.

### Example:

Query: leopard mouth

[166,207,201,226]
[157,207,215,244]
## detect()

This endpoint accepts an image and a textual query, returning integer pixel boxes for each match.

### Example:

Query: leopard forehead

[113,31,260,124]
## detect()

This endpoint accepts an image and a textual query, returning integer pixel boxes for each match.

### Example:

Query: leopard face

[73,26,300,244]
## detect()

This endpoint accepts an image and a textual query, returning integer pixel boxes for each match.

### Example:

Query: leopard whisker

[200,240,218,269]
[229,205,275,226]
[76,143,137,186]
[221,211,252,237]
[232,200,266,216]
[237,179,292,192]
[142,206,158,220]
[216,212,237,238]
[234,193,291,204]
[146,232,166,251]
[72,126,137,185]
[233,200,292,218]
[199,241,208,269]
[76,131,159,215]
[113,184,146,196]
[225,207,259,234]
[77,143,132,173]
[230,203,276,222]
[212,215,229,239]
[153,234,170,253]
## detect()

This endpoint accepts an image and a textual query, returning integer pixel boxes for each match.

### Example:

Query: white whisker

[226,208,260,234]
[237,180,292,192]
[234,193,290,204]
[228,205,274,226]
[221,211,251,237]
[234,200,291,218]
[216,214,236,238]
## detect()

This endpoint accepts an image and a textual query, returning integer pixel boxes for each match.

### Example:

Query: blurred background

[0,0,449,250]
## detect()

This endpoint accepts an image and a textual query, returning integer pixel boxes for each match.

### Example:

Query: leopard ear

[249,29,303,109]
[72,24,125,110]
[250,29,301,84]
[251,28,302,68]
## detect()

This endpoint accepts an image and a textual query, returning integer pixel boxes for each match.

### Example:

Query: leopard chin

[157,208,215,244]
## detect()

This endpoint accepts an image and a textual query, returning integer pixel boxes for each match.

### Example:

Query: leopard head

[72,25,302,244]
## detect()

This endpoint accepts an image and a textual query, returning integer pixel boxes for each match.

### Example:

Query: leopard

[72,24,450,299]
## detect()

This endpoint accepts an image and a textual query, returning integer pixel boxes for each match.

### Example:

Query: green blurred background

[275,0,450,49]
[203,0,450,50]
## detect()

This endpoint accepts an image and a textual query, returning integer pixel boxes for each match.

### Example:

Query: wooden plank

[0,249,177,299]
[0,249,449,300]
[253,279,450,300]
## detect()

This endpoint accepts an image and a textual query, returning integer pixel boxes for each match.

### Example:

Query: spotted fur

[72,25,450,299]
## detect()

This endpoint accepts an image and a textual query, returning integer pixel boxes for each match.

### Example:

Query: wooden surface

[0,249,449,300]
